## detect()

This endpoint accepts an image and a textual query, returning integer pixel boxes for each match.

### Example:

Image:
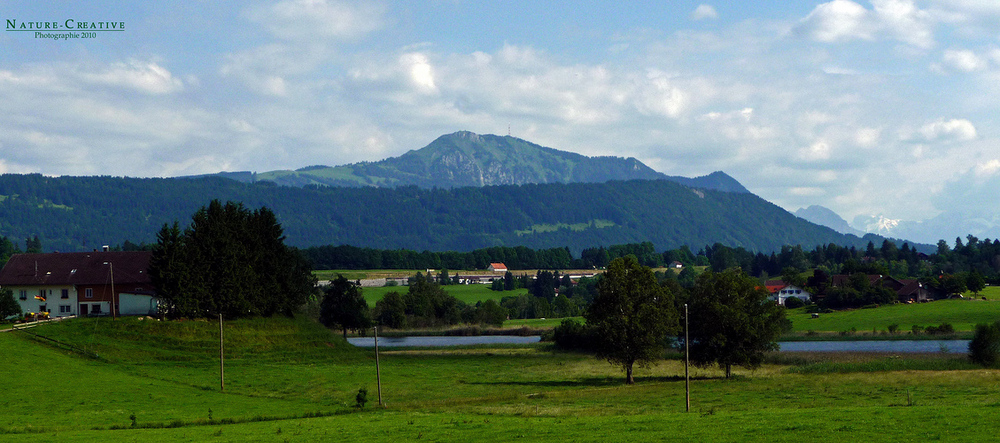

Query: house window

[19,290,27,300]
[39,289,46,298]
[61,289,69,299]
[39,304,47,313]
[85,288,93,298]
[59,305,71,313]
[91,304,102,314]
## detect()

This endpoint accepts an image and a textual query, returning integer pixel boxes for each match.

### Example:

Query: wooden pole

[374,326,383,407]
[219,313,225,392]
[685,303,690,412]
[109,263,116,319]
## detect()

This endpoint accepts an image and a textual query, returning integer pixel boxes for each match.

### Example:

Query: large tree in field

[688,268,787,378]
[150,200,316,319]
[0,289,22,319]
[320,275,372,338]
[585,255,679,384]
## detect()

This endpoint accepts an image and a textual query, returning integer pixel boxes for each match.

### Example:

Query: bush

[783,297,805,309]
[969,322,1000,367]
[552,319,599,352]
[926,323,955,335]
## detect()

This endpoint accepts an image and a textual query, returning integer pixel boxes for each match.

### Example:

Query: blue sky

[3,1,1000,229]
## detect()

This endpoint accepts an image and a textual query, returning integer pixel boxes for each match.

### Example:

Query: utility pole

[219,313,225,392]
[685,303,690,412]
[374,326,383,407]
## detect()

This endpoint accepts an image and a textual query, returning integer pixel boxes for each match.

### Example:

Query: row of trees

[319,274,507,335]
[149,200,316,319]
[563,256,787,384]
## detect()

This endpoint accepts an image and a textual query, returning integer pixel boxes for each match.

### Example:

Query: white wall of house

[771,285,812,306]
[118,293,159,316]
[9,285,78,317]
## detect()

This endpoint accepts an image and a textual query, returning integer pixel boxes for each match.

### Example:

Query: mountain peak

[211,131,751,194]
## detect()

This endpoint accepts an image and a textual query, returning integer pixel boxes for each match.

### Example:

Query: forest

[0,173,898,255]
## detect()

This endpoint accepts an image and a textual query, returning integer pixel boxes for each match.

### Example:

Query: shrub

[969,322,1000,367]
[552,319,599,352]
[887,323,899,335]
[355,388,368,408]
[783,297,805,309]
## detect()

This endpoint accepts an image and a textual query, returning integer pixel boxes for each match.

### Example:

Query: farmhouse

[0,251,158,318]
[764,280,812,306]
[488,262,508,272]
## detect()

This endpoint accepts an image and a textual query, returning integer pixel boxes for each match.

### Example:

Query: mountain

[201,131,750,193]
[795,205,865,236]
[851,211,1000,245]
[0,173,871,254]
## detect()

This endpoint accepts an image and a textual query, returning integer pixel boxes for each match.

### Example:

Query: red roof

[0,252,153,286]
[488,263,507,270]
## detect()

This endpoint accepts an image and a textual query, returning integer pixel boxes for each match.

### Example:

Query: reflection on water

[778,340,969,354]
[347,335,542,348]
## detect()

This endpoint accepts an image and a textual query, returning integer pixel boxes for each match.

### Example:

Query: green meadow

[360,284,526,307]
[4,315,1000,442]
[788,299,1000,336]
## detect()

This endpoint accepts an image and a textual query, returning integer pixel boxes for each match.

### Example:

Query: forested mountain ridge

[195,131,750,193]
[0,173,889,254]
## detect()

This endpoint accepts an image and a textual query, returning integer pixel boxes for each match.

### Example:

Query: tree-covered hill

[197,131,750,193]
[0,173,883,254]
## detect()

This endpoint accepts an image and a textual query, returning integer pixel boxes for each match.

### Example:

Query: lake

[347,335,542,347]
[777,340,970,354]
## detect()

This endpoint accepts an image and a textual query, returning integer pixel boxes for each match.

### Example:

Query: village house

[0,251,158,318]
[764,280,812,306]
[487,262,508,272]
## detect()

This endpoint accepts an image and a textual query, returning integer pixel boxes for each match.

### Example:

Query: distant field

[789,298,1000,334]
[360,284,527,306]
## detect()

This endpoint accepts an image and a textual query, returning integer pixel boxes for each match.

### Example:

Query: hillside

[204,131,750,193]
[0,173,883,254]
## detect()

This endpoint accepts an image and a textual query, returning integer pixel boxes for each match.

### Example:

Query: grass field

[787,298,1000,335]
[359,284,526,307]
[5,316,1000,441]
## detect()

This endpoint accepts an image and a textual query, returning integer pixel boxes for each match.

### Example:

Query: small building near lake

[0,251,159,318]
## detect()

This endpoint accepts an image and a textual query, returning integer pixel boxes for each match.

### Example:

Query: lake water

[347,335,542,348]
[777,340,970,354]
[347,336,970,353]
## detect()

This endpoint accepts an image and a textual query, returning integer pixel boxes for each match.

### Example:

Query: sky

[2,0,1000,226]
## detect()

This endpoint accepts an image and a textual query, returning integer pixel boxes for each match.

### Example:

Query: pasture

[4,316,1000,441]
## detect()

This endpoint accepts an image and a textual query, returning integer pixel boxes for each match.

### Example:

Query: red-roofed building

[764,279,812,306]
[0,251,158,318]
[488,263,508,272]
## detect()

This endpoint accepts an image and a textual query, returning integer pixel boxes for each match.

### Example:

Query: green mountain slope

[216,131,750,193]
[0,173,884,254]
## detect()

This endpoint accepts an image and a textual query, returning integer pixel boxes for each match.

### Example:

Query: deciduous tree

[688,268,787,378]
[585,256,679,384]
[320,275,372,338]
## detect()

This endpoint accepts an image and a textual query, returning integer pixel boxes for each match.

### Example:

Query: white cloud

[798,0,874,43]
[797,0,934,48]
[691,4,718,21]
[975,159,1000,176]
[79,60,184,95]
[919,118,977,142]
[401,53,437,93]
[942,48,988,71]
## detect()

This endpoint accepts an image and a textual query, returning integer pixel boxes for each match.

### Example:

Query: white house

[0,251,159,318]
[488,263,508,272]
[765,280,812,306]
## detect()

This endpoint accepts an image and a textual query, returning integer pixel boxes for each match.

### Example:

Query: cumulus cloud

[796,0,934,48]
[941,48,988,71]
[691,4,718,21]
[919,118,977,142]
[798,0,874,43]
[79,60,184,95]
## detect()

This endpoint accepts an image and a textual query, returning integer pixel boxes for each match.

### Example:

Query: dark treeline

[305,236,1000,284]
[0,173,889,254]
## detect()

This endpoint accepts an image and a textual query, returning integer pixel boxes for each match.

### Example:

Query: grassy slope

[360,285,526,307]
[4,317,1000,441]
[789,299,1000,333]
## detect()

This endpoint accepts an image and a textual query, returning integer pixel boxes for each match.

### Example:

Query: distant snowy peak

[852,214,901,236]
